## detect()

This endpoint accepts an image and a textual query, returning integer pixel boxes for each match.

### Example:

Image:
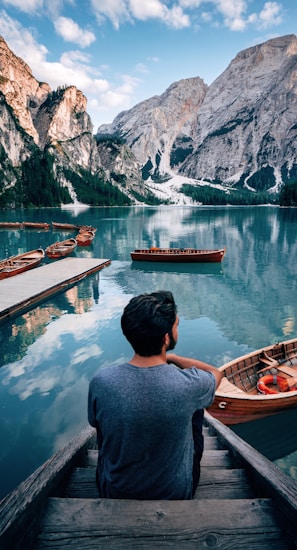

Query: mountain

[0,36,137,208]
[97,34,297,199]
[0,34,297,208]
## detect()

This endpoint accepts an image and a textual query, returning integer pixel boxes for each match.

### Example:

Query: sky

[0,1,296,132]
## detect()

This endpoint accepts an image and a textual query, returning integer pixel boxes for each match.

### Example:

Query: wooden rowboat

[45,238,77,259]
[22,222,50,230]
[0,222,23,228]
[207,337,297,425]
[52,222,79,230]
[76,230,95,246]
[79,225,97,233]
[130,247,226,263]
[0,249,45,279]
[0,413,296,548]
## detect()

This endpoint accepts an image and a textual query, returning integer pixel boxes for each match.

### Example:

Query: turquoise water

[0,205,297,498]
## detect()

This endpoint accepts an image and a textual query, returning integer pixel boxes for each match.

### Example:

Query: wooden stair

[32,423,296,549]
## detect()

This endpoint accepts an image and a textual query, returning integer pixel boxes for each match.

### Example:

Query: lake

[0,205,297,499]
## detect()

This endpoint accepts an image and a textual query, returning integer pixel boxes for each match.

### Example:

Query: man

[88,290,222,499]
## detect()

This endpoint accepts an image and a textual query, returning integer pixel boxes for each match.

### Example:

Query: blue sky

[0,0,296,131]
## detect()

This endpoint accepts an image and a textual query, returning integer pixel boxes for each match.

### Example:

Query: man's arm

[167,353,223,389]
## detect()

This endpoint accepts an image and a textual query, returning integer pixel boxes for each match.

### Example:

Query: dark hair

[121,290,177,356]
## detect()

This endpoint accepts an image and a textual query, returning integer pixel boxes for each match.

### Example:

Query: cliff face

[180,34,297,190]
[0,37,140,205]
[98,77,208,181]
[0,34,297,207]
[98,34,297,193]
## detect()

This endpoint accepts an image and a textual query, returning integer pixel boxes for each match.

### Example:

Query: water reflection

[0,274,100,367]
[0,206,297,499]
[130,261,224,276]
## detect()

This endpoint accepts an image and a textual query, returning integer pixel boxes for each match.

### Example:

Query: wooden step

[62,466,254,500]
[34,497,288,549]
[86,448,233,469]
[203,435,220,449]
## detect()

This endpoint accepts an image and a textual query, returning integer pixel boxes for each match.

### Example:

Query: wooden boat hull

[23,222,50,230]
[0,222,23,228]
[79,225,97,233]
[207,338,297,425]
[0,249,45,279]
[52,222,79,230]
[76,231,95,246]
[130,247,226,263]
[46,238,77,259]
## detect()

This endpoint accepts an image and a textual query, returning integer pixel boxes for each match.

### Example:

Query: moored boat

[130,247,226,263]
[45,238,77,259]
[0,222,23,228]
[0,248,45,279]
[207,337,297,425]
[78,225,97,233]
[23,222,50,230]
[52,222,79,230]
[76,230,95,246]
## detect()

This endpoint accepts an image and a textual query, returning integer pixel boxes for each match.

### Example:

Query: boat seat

[217,377,245,394]
[276,365,297,378]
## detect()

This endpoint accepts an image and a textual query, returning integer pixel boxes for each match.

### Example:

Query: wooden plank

[0,258,111,322]
[35,497,288,549]
[0,427,96,545]
[204,412,297,527]
[277,365,297,377]
[203,435,220,449]
[63,467,254,500]
[86,449,234,469]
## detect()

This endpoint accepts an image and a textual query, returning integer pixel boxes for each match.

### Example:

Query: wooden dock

[0,258,111,322]
[0,412,296,549]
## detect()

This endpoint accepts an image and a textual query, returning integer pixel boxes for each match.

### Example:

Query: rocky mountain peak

[0,37,50,143]
[97,76,208,178]
[97,34,297,194]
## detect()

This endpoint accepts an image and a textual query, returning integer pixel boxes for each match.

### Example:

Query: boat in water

[0,248,45,279]
[207,337,297,425]
[76,230,96,246]
[52,222,79,230]
[0,222,23,229]
[22,222,50,230]
[130,247,226,263]
[45,238,77,259]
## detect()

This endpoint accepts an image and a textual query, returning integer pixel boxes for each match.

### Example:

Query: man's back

[88,361,215,499]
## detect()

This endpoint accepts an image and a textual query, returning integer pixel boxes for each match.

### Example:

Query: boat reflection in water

[130,261,224,276]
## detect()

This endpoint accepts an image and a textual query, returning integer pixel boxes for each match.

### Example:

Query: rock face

[98,34,297,192]
[98,77,208,182]
[0,37,50,144]
[0,33,297,207]
[180,34,297,190]
[0,36,143,206]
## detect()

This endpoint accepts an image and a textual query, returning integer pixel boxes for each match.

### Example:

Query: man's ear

[164,333,170,348]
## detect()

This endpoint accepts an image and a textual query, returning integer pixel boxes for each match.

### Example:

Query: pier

[0,258,111,322]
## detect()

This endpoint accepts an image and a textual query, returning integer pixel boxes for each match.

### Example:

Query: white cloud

[91,0,131,30]
[89,0,283,32]
[0,11,141,126]
[2,0,43,13]
[54,16,96,47]
[129,0,190,28]
[259,2,283,28]
[90,0,190,29]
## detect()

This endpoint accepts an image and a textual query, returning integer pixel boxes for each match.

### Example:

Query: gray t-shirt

[88,362,215,499]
